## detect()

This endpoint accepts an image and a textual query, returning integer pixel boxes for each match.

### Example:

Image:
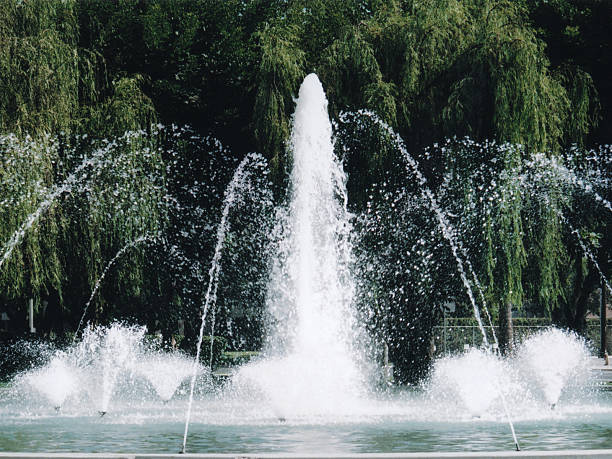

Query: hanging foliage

[253,23,305,178]
[0,134,64,300]
[0,0,80,135]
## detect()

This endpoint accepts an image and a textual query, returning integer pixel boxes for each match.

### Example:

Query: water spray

[346,110,522,452]
[181,153,260,453]
[73,234,159,342]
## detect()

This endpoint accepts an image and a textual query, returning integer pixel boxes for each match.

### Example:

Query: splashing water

[11,323,199,413]
[428,348,509,416]
[556,210,612,296]
[95,324,147,413]
[0,131,164,272]
[0,154,100,271]
[74,233,160,341]
[515,328,591,407]
[527,153,612,214]
[232,74,367,420]
[343,110,490,347]
[24,353,79,408]
[135,354,194,402]
[182,152,267,452]
[425,328,595,418]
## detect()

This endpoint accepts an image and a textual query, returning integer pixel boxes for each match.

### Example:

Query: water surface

[2,389,610,453]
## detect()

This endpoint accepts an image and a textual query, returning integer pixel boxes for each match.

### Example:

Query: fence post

[443,312,447,354]
[28,298,36,334]
[601,280,607,358]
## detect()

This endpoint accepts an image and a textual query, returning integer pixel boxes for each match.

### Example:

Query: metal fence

[432,323,607,356]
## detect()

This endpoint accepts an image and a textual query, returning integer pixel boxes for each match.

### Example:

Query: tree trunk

[499,301,513,355]
[569,265,599,335]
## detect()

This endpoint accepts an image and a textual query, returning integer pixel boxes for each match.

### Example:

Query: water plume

[182,152,268,452]
[135,353,194,402]
[428,348,509,416]
[24,353,79,408]
[515,328,591,407]
[233,74,367,420]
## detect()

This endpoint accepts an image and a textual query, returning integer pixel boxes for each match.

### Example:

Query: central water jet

[235,73,367,418]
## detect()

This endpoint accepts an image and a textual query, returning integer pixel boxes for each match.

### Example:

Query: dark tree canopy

[0,0,609,383]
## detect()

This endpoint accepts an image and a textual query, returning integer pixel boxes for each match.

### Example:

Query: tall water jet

[234,74,366,418]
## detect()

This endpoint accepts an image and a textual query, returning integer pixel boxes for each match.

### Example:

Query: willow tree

[0,0,79,329]
[364,0,472,148]
[523,173,568,323]
[0,0,80,135]
[0,135,64,305]
[253,22,305,180]
[359,1,598,344]
[58,131,166,329]
[489,147,527,352]
[245,0,601,354]
[0,0,157,136]
[0,0,164,335]
[320,30,396,125]
[249,0,597,164]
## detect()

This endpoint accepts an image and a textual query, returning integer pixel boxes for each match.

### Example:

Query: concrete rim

[2,451,612,459]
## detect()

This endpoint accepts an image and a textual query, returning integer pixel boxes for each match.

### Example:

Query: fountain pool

[1,323,611,454]
[0,74,610,455]
[0,388,611,453]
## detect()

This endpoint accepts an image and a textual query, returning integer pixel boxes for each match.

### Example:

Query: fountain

[2,322,608,453]
[6,323,200,416]
[135,353,194,402]
[428,347,511,417]
[515,328,592,408]
[426,328,595,418]
[229,74,367,420]
[0,74,611,455]
[22,352,79,409]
